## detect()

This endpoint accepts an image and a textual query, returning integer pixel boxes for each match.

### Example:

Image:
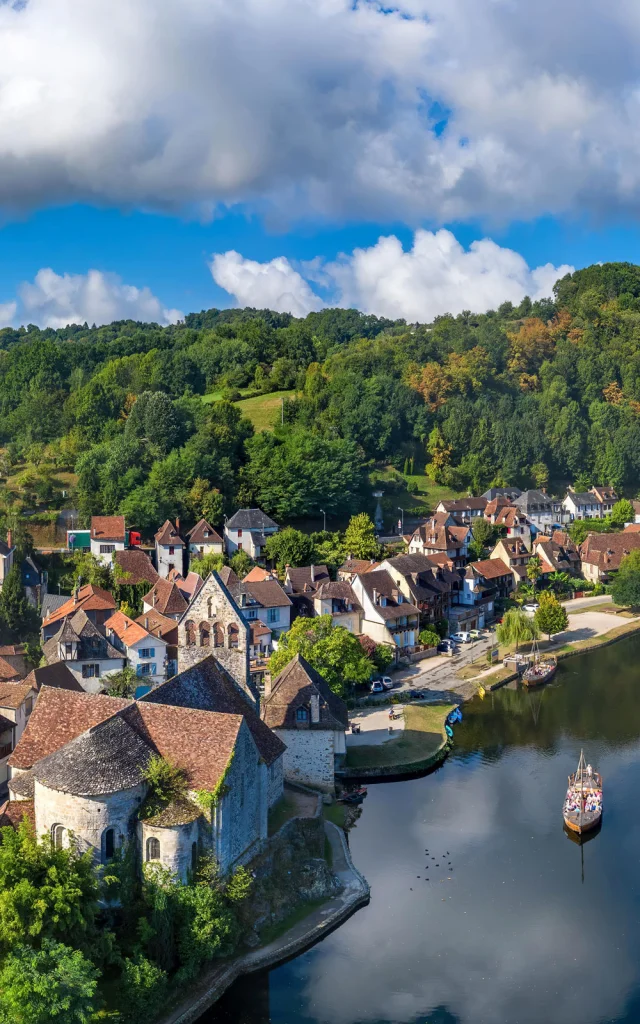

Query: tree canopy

[269,615,373,696]
[611,549,640,608]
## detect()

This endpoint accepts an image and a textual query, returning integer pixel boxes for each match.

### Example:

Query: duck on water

[563,750,603,835]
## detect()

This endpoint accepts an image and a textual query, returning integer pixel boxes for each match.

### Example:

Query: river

[205,636,640,1024]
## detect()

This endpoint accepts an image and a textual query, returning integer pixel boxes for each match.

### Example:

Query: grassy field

[371,465,466,517]
[345,703,454,769]
[235,390,296,432]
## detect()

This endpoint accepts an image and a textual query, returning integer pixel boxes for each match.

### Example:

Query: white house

[90,517,126,565]
[105,610,168,687]
[224,509,279,562]
[351,569,420,659]
[0,680,37,797]
[154,520,185,578]
[563,486,618,522]
[42,610,125,693]
[186,519,224,562]
[218,567,292,638]
[262,654,348,794]
[408,514,471,568]
[514,491,568,533]
[0,530,16,590]
[435,497,487,522]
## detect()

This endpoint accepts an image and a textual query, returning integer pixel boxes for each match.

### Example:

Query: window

[139,648,155,659]
[245,608,258,620]
[267,608,280,624]
[24,697,33,716]
[64,643,73,658]
[51,824,65,850]
[237,542,243,552]
[138,663,154,676]
[146,837,161,861]
[104,828,115,861]
[99,544,115,554]
[169,546,175,555]
[237,529,243,538]
[296,707,308,722]
[82,664,100,678]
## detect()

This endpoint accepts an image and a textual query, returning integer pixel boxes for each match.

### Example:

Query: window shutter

[136,664,142,677]
[149,648,155,658]
[151,664,156,675]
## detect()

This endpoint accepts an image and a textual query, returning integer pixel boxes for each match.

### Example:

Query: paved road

[561,594,613,610]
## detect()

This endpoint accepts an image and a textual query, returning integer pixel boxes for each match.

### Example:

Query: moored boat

[522,637,557,687]
[563,750,602,834]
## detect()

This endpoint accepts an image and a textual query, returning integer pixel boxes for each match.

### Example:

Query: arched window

[212,623,223,648]
[227,623,239,649]
[104,828,115,861]
[191,841,198,872]
[296,707,309,723]
[51,824,65,850]
[185,620,195,647]
[146,836,161,861]
[207,596,213,618]
[199,622,210,647]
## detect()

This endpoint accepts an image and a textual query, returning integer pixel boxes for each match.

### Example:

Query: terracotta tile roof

[411,518,470,552]
[135,609,178,643]
[114,549,159,586]
[243,566,273,583]
[469,558,513,580]
[262,654,348,731]
[140,656,285,765]
[186,519,222,545]
[356,633,377,657]
[243,580,292,609]
[338,558,380,575]
[590,486,617,503]
[105,610,151,648]
[0,799,35,831]
[122,701,242,791]
[22,664,84,693]
[155,519,185,547]
[8,688,132,770]
[624,523,640,533]
[484,496,512,516]
[250,620,272,640]
[0,644,26,656]
[313,581,360,606]
[42,584,116,626]
[0,681,36,709]
[178,571,203,601]
[0,657,23,682]
[142,579,188,617]
[494,506,524,528]
[91,516,126,542]
[285,565,330,594]
[579,531,640,571]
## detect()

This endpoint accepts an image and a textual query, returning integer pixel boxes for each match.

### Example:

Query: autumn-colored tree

[426,427,452,482]
[405,361,452,411]
[446,346,490,393]
[603,381,624,406]
[507,318,555,376]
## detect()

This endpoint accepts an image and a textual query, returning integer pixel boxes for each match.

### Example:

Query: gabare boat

[522,636,557,688]
[563,750,602,835]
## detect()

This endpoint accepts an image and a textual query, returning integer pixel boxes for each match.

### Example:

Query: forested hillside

[3,262,640,532]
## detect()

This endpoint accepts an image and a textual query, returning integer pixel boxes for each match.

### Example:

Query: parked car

[408,689,428,700]
[437,639,457,654]
[468,629,488,640]
[523,603,539,615]
[370,680,385,693]
[450,631,472,644]
[381,676,396,689]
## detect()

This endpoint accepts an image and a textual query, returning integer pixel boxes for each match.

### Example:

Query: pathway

[347,705,406,748]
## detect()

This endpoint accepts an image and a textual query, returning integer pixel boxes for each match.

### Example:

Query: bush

[117,955,167,1024]
[419,628,439,647]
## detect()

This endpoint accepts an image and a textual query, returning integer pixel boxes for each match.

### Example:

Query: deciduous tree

[343,514,380,561]
[269,615,372,696]
[265,527,314,570]
[534,591,569,640]
[611,548,640,609]
[496,608,539,651]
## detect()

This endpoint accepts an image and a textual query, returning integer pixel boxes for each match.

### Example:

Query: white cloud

[1,0,640,224]
[210,251,323,317]
[210,231,574,321]
[0,269,182,329]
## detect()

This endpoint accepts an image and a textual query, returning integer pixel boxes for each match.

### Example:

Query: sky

[2,0,640,327]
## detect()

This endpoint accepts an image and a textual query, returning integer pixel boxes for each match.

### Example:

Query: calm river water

[205,636,640,1024]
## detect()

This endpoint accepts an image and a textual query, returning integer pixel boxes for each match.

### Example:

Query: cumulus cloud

[1,0,640,224]
[0,269,181,329]
[210,251,323,317]
[210,231,574,321]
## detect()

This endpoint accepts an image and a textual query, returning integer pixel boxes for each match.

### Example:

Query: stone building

[262,654,347,793]
[6,655,286,879]
[177,571,251,702]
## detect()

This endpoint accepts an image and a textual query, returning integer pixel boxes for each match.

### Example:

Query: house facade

[449,558,513,630]
[563,486,618,521]
[379,553,460,627]
[579,532,640,582]
[42,610,125,692]
[408,514,471,567]
[154,521,185,579]
[351,569,420,658]
[41,585,117,642]
[90,517,127,565]
[186,519,224,562]
[435,497,488,522]
[490,538,532,587]
[262,654,348,793]
[218,567,292,639]
[513,491,568,533]
[0,681,37,797]
[224,509,279,562]
[105,610,168,687]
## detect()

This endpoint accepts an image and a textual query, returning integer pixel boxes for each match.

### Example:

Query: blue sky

[2,0,640,326]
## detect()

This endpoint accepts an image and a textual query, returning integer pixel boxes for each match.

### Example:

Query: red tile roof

[0,681,36,708]
[105,610,151,647]
[142,579,188,617]
[135,609,179,642]
[114,549,159,585]
[155,520,185,547]
[0,799,35,831]
[469,558,512,580]
[91,516,126,542]
[0,658,23,683]
[42,584,116,626]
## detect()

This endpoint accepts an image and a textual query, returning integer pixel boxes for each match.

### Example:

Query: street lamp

[397,507,404,535]
[319,508,327,533]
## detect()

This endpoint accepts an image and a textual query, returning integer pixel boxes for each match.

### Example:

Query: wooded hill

[2,261,640,531]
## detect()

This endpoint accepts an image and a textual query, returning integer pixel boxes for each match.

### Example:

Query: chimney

[73,588,78,606]
[6,529,12,550]
[310,565,315,583]
[153,590,156,607]
[145,617,149,629]
[370,558,375,565]
[175,518,180,535]
[372,588,378,605]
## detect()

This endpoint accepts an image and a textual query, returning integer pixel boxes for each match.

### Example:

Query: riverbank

[340,703,454,779]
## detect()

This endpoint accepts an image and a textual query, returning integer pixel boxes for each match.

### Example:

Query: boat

[563,750,603,835]
[522,636,557,687]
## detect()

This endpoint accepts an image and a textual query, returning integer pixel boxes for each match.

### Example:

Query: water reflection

[210,636,640,1024]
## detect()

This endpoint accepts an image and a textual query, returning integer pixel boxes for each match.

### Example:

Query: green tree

[610,498,635,527]
[547,570,571,594]
[61,553,114,593]
[496,607,539,651]
[419,628,440,647]
[0,940,99,1024]
[371,643,395,672]
[106,666,138,698]
[265,527,313,570]
[0,565,33,636]
[343,513,380,561]
[534,591,569,640]
[186,478,224,526]
[269,616,372,696]
[526,555,543,589]
[611,548,640,608]
[469,517,494,559]
[229,550,254,578]
[189,552,226,577]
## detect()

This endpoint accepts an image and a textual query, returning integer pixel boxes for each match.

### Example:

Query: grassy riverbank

[345,704,454,770]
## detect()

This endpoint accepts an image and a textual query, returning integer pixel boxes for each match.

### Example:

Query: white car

[380,676,394,689]
[523,603,539,615]
[450,631,472,644]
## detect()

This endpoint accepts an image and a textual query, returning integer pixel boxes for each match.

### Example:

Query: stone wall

[267,756,284,807]
[34,779,145,862]
[177,573,251,700]
[216,719,267,872]
[274,728,336,793]
[139,817,200,882]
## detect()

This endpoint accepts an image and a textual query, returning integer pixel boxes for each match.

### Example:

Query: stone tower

[177,572,251,701]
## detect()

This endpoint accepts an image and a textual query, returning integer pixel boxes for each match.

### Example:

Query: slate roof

[219,567,291,610]
[114,549,159,585]
[438,497,488,513]
[313,581,360,606]
[91,516,126,542]
[33,714,153,796]
[142,579,188,617]
[8,769,35,799]
[0,681,36,708]
[140,656,285,766]
[225,509,279,531]
[482,486,522,501]
[358,569,420,618]
[285,565,330,594]
[22,663,84,693]
[263,654,348,731]
[140,796,202,827]
[40,594,68,620]
[514,490,556,512]
[186,519,223,545]
[9,688,132,770]
[155,519,185,547]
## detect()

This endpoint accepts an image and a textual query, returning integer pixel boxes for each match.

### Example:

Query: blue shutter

[136,664,142,677]
[151,664,157,676]
[149,648,155,658]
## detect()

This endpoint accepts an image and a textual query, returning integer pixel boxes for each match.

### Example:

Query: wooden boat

[563,750,602,835]
[522,637,557,687]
